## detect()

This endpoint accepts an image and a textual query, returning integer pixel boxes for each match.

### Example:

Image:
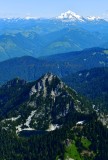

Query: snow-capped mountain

[57,10,85,22]
[57,10,104,22]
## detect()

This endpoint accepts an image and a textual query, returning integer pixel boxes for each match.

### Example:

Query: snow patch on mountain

[47,124,60,131]
[87,16,101,21]
[16,124,23,133]
[2,115,21,122]
[76,121,85,125]
[24,110,36,128]
[30,85,37,96]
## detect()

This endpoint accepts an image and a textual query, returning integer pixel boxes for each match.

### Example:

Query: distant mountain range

[0,47,108,84]
[57,10,103,22]
[0,11,108,61]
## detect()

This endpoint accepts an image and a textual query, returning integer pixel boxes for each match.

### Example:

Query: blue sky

[0,0,108,19]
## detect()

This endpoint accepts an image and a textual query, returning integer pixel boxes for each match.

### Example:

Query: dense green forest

[0,112,108,160]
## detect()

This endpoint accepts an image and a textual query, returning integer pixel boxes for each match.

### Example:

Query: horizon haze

[0,0,108,19]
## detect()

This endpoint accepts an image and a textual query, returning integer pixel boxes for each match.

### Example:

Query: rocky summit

[0,73,92,134]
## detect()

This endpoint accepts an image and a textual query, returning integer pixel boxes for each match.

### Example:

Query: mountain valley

[0,47,107,84]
